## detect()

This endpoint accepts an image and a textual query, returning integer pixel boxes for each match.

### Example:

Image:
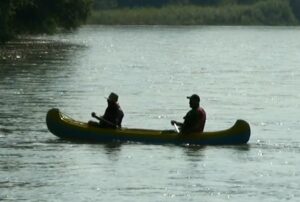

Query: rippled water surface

[1,26,300,201]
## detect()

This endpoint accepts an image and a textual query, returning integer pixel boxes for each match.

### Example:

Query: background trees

[290,0,300,21]
[90,0,299,25]
[1,0,299,43]
[0,0,92,43]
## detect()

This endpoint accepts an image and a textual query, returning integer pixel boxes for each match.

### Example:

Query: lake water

[0,26,300,201]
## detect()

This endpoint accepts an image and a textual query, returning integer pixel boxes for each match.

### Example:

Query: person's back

[197,107,206,132]
[181,106,206,133]
[89,92,124,129]
[100,101,124,128]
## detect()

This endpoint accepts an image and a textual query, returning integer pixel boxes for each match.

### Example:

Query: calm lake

[0,26,300,201]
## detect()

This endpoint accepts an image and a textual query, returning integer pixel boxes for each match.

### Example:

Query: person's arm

[91,112,118,128]
[171,120,183,127]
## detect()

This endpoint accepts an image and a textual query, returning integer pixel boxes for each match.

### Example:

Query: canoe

[46,108,251,145]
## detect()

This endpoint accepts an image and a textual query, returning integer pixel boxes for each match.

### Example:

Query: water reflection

[231,144,251,151]
[103,142,122,153]
[0,155,23,172]
[0,180,30,189]
[102,143,122,161]
[183,145,206,156]
[0,38,86,142]
[0,128,12,135]
[221,144,251,151]
[0,38,85,65]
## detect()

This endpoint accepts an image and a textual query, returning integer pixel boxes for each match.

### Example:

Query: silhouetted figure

[171,94,206,134]
[89,92,124,129]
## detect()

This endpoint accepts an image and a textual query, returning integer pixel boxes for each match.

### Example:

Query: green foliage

[0,3,10,41]
[92,0,286,9]
[92,0,223,9]
[247,0,297,25]
[290,0,300,21]
[0,0,29,42]
[0,0,92,43]
[93,0,118,9]
[88,0,298,25]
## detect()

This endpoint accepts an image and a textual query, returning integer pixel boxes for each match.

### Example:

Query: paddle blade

[174,123,180,133]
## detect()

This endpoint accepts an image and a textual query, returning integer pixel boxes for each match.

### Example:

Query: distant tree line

[92,0,300,22]
[88,0,298,25]
[1,0,299,42]
[0,0,92,43]
[92,0,296,8]
[93,0,225,9]
[290,0,300,21]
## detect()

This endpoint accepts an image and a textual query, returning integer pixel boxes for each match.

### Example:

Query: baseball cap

[187,94,200,102]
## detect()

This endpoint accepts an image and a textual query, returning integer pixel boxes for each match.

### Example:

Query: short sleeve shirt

[182,107,206,133]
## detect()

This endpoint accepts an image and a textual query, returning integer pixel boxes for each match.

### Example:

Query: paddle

[91,112,119,128]
[173,123,180,133]
[171,120,181,134]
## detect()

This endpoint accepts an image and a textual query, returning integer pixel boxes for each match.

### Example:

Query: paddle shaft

[92,114,119,128]
[173,123,180,133]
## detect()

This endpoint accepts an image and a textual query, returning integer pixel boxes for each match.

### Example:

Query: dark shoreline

[87,2,299,26]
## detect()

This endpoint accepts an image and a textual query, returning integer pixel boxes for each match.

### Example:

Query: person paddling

[171,94,206,134]
[89,92,124,129]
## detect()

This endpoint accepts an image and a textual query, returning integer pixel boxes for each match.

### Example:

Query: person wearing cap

[171,94,206,134]
[89,92,124,129]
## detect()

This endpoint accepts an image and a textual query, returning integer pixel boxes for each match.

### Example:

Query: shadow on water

[45,137,252,154]
[103,142,123,153]
[0,128,13,135]
[0,180,48,189]
[219,144,251,151]
[182,143,251,153]
[45,137,123,156]
[182,144,206,155]
[250,141,300,152]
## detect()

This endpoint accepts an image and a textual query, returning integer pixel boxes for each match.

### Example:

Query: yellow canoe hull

[46,108,251,145]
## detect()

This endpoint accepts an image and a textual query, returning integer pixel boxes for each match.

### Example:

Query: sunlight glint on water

[0,26,300,201]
